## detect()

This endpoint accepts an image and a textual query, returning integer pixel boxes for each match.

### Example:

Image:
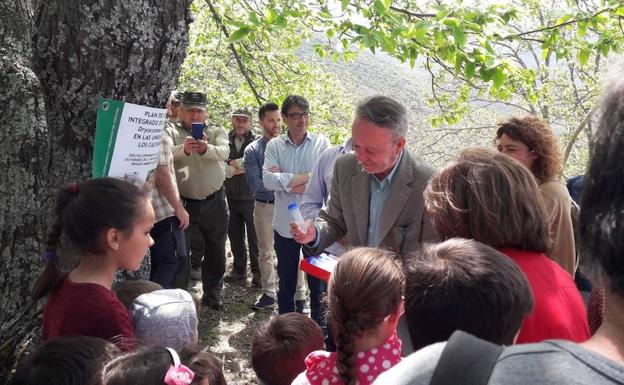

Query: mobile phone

[191,123,204,140]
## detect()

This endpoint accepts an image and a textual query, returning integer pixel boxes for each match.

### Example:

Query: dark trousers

[149,216,188,289]
[183,188,229,304]
[227,198,259,276]
[274,231,326,326]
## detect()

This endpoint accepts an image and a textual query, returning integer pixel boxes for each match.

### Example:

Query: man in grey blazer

[292,96,436,357]
[291,95,437,256]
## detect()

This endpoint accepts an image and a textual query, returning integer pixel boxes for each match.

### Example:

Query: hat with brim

[171,91,183,102]
[231,106,253,119]
[182,92,207,110]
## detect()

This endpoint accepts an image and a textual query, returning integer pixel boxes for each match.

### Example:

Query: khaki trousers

[254,201,305,299]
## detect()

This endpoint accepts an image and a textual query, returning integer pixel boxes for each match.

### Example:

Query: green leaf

[555,13,573,25]
[409,48,417,68]
[341,0,350,12]
[480,67,495,82]
[228,27,250,42]
[266,8,276,24]
[577,21,588,37]
[541,47,550,61]
[492,67,506,89]
[374,0,386,15]
[453,28,466,47]
[465,62,475,80]
[483,40,494,54]
[249,12,259,25]
[227,19,248,29]
[442,17,460,28]
[313,44,327,58]
[434,30,447,46]
[319,9,333,19]
[577,48,590,66]
[275,15,287,28]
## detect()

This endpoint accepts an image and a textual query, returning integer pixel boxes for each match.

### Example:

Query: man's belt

[255,198,274,204]
[182,187,222,202]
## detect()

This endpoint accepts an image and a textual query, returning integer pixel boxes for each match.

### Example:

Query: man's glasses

[285,112,310,120]
[170,101,181,107]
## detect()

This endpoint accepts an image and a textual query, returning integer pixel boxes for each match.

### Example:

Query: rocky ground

[193,254,276,385]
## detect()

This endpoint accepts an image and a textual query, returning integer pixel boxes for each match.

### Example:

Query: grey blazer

[308,149,438,256]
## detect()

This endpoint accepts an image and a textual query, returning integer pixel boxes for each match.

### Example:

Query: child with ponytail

[292,247,405,385]
[33,177,155,349]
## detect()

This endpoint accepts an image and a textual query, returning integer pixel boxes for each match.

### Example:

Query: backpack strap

[429,331,504,385]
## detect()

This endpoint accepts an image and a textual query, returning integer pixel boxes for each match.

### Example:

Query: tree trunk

[0,0,192,380]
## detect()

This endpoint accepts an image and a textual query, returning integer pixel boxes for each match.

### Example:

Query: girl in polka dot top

[291,247,405,385]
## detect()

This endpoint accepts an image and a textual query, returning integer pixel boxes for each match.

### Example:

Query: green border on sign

[92,98,124,178]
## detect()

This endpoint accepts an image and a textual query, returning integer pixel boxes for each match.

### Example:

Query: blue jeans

[274,231,326,325]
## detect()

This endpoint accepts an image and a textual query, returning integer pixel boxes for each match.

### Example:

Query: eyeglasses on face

[285,112,310,120]
[170,101,182,107]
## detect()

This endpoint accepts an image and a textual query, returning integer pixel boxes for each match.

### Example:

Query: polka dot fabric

[291,332,402,385]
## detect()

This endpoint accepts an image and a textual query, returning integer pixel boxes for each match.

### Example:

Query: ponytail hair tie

[43,251,57,261]
[70,181,79,194]
[164,348,195,385]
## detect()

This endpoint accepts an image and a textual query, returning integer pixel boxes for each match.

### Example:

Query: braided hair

[329,247,404,385]
[33,178,147,302]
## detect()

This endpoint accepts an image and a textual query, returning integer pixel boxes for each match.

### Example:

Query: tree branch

[204,0,265,105]
[388,6,435,19]
[504,7,611,39]
[561,104,597,171]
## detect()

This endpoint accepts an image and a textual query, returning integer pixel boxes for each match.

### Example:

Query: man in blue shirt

[244,103,282,309]
[262,95,330,321]
[300,138,352,256]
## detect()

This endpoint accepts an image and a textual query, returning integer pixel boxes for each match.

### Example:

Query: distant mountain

[296,39,500,166]
[297,39,430,116]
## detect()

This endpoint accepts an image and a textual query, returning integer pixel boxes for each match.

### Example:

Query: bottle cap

[288,203,298,210]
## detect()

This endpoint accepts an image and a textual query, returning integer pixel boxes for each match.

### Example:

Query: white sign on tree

[92,99,167,183]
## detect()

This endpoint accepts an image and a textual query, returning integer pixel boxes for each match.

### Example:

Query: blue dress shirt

[262,132,330,238]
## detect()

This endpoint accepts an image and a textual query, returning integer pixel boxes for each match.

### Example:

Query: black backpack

[429,331,504,385]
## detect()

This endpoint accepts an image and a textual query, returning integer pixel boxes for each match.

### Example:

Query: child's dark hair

[33,178,148,302]
[9,336,120,385]
[251,313,324,385]
[580,64,624,296]
[179,345,226,385]
[404,238,534,350]
[329,247,404,385]
[95,345,219,385]
[112,280,163,309]
[94,346,172,385]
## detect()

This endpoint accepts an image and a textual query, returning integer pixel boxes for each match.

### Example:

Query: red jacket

[500,247,590,344]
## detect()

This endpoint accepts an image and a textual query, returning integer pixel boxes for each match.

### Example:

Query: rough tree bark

[0,0,193,380]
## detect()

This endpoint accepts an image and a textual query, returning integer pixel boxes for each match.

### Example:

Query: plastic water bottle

[288,203,308,233]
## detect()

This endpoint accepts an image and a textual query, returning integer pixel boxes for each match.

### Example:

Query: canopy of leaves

[181,0,624,175]
[178,0,354,144]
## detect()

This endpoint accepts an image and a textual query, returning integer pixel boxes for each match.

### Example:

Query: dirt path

[194,255,274,384]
